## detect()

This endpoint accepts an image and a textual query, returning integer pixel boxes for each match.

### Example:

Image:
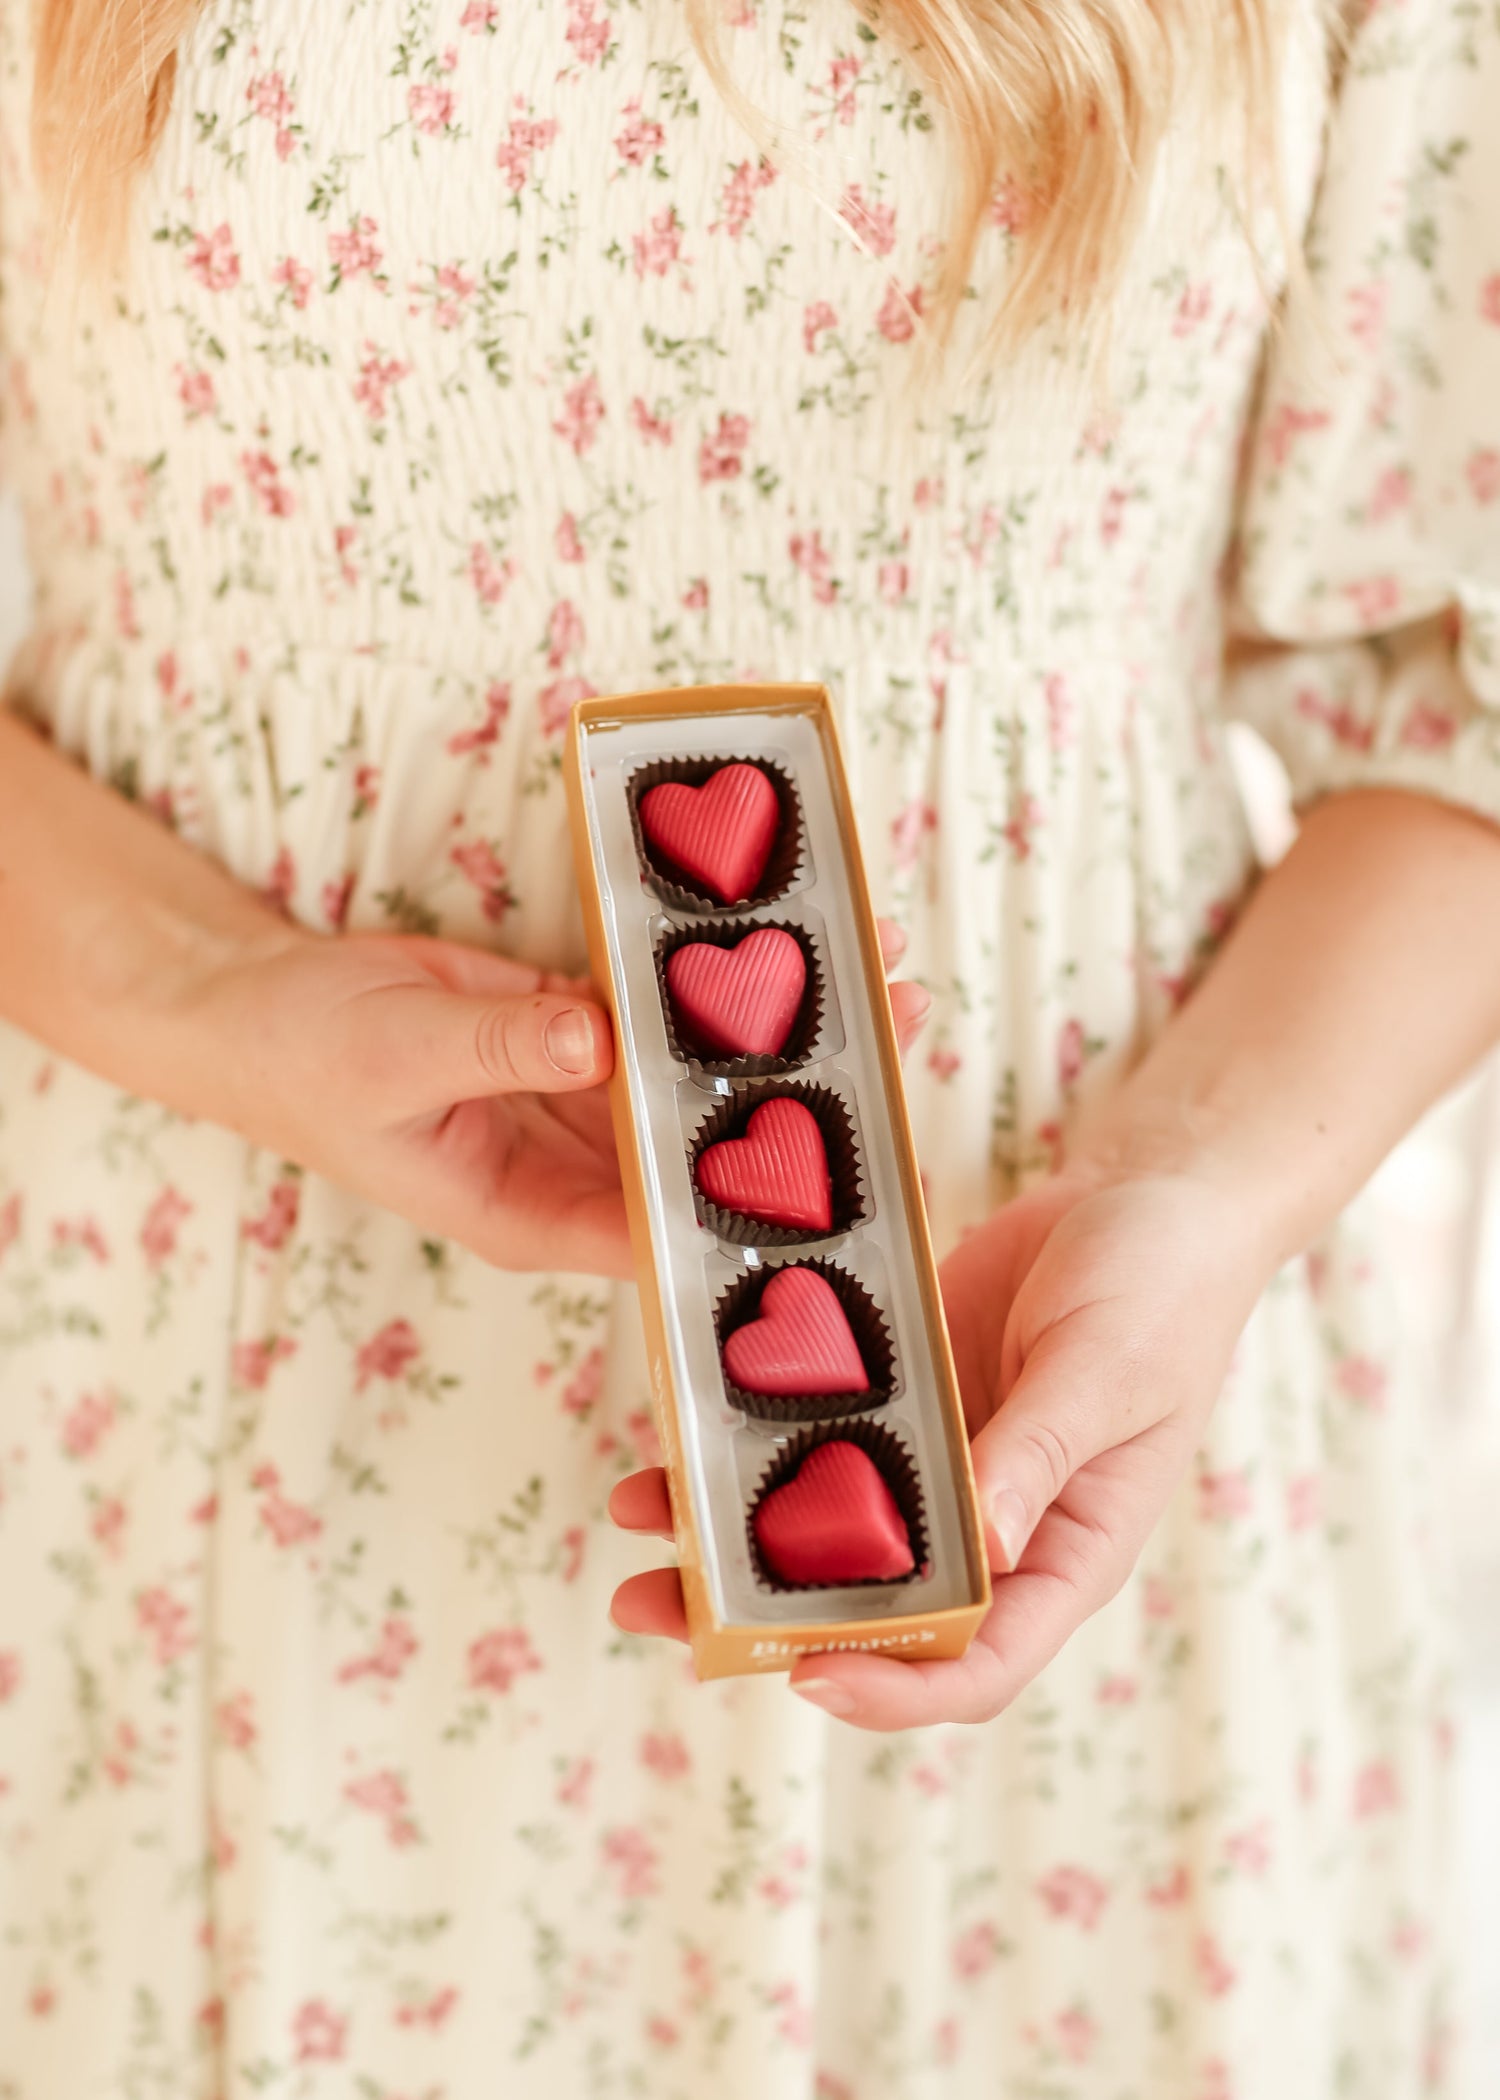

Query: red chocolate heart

[723,1268,869,1398]
[695,1098,832,1233]
[638,762,781,904]
[753,1441,914,1586]
[666,928,807,1060]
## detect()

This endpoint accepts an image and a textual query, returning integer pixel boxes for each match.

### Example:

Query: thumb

[375,986,614,1111]
[969,1305,1145,1574]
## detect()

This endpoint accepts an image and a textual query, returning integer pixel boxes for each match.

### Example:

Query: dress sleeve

[1226,0,1500,821]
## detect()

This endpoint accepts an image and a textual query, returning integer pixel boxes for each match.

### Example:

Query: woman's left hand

[609,1160,1275,1729]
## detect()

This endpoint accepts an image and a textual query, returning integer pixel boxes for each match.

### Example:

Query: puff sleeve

[1227,0,1500,818]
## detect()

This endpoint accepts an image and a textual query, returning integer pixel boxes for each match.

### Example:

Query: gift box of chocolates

[564,684,991,1678]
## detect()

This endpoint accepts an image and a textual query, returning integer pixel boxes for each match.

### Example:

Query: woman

[0,0,1496,2092]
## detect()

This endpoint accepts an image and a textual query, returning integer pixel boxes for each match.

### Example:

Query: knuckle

[1016,1414,1075,1499]
[472,999,526,1091]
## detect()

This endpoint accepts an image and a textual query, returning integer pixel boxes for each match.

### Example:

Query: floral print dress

[0,0,1496,2094]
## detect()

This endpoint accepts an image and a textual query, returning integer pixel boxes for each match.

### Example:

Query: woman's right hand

[185,923,635,1276]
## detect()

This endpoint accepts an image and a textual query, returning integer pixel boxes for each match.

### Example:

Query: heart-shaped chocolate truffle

[695,1098,832,1233]
[723,1268,868,1398]
[752,1441,914,1586]
[638,762,780,904]
[666,927,807,1060]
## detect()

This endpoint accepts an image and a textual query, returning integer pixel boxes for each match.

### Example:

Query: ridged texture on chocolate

[722,1268,868,1398]
[694,1098,831,1233]
[666,927,807,1059]
[751,1441,914,1586]
[714,1257,895,1422]
[638,762,779,905]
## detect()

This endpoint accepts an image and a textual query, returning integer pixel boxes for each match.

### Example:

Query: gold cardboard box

[565,683,991,1679]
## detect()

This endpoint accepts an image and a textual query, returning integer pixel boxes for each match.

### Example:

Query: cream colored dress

[0,0,1496,2093]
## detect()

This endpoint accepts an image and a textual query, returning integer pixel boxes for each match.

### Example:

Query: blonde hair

[33,0,1288,356]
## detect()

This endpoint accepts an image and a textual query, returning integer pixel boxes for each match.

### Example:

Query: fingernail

[908,986,933,1021]
[792,1677,855,1717]
[544,1006,595,1076]
[988,1487,1031,1572]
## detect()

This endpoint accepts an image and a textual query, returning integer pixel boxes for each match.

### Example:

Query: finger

[968,1304,1155,1573]
[610,1567,691,1643]
[369,987,614,1112]
[888,979,932,1056]
[377,934,550,1001]
[607,1469,674,1537]
[876,917,907,970]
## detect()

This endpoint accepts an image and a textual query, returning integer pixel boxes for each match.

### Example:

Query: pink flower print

[699,410,750,482]
[624,1405,664,1468]
[408,81,457,134]
[1034,1864,1109,1930]
[553,371,605,456]
[231,1334,298,1390]
[1223,1822,1271,1876]
[713,156,776,238]
[114,570,140,639]
[1057,1017,1085,1091]
[292,2000,347,2064]
[639,1731,691,1780]
[825,51,862,123]
[1195,1933,1237,1997]
[91,1495,127,1558]
[201,484,233,526]
[682,576,708,610]
[555,511,585,562]
[1197,1468,1252,1521]
[615,100,664,167]
[60,1389,115,1458]
[1354,1758,1401,1817]
[345,1769,420,1847]
[417,260,477,330]
[1286,1472,1322,1531]
[877,558,909,605]
[838,183,895,257]
[496,112,559,192]
[1144,1574,1175,1619]
[952,1921,1002,1979]
[1262,401,1331,470]
[243,1178,300,1250]
[462,0,499,26]
[1096,1673,1137,1706]
[633,205,688,280]
[175,366,216,420]
[0,1651,21,1702]
[241,449,295,518]
[450,836,516,919]
[447,681,512,758]
[255,1470,322,1548]
[1468,447,1500,503]
[328,215,385,284]
[353,763,381,812]
[1335,1352,1387,1409]
[136,1585,194,1666]
[556,1756,595,1808]
[247,71,292,125]
[355,1317,421,1391]
[927,1044,960,1083]
[629,395,674,445]
[1294,687,1374,752]
[216,1690,257,1749]
[264,846,296,914]
[1100,484,1131,545]
[1172,282,1212,335]
[891,798,938,873]
[468,1626,543,1695]
[395,1984,459,2030]
[803,300,837,353]
[338,1615,419,1685]
[271,254,313,309]
[789,529,836,605]
[185,223,241,292]
[1342,574,1401,627]
[989,172,1034,234]
[140,1186,191,1269]
[602,1827,660,1900]
[468,540,515,607]
[538,676,596,736]
[0,1192,20,1263]
[768,1981,812,2049]
[1399,701,1456,750]
[353,344,411,422]
[545,598,585,668]
[565,0,614,66]
[915,475,945,512]
[322,874,354,928]
[1044,671,1074,752]
[1001,791,1043,862]
[560,1345,604,1416]
[1346,279,1388,350]
[1146,1863,1190,1907]
[876,280,923,344]
[646,2015,681,2047]
[560,1524,586,1582]
[1478,273,1500,325]
[101,1718,140,1788]
[1055,2007,1098,2063]
[1367,465,1411,522]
